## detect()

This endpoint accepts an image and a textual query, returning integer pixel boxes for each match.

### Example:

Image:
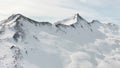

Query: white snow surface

[0,14,120,68]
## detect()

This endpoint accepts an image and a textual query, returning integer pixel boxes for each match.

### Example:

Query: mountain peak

[55,13,86,26]
[2,14,25,23]
[75,13,84,20]
[12,13,23,17]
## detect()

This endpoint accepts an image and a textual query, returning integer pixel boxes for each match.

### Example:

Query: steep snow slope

[0,14,120,68]
[54,14,107,44]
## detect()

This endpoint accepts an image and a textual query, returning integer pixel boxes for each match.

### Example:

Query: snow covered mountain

[0,14,120,68]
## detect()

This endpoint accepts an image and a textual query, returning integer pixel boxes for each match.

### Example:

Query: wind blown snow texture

[0,14,120,68]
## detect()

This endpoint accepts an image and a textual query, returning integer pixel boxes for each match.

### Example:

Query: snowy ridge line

[0,14,52,26]
[0,13,102,29]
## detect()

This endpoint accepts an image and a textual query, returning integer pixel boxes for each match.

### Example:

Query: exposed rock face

[10,46,23,68]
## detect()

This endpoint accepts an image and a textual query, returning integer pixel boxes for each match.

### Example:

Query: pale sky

[0,0,120,23]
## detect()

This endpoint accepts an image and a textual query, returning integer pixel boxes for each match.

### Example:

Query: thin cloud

[0,0,119,23]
